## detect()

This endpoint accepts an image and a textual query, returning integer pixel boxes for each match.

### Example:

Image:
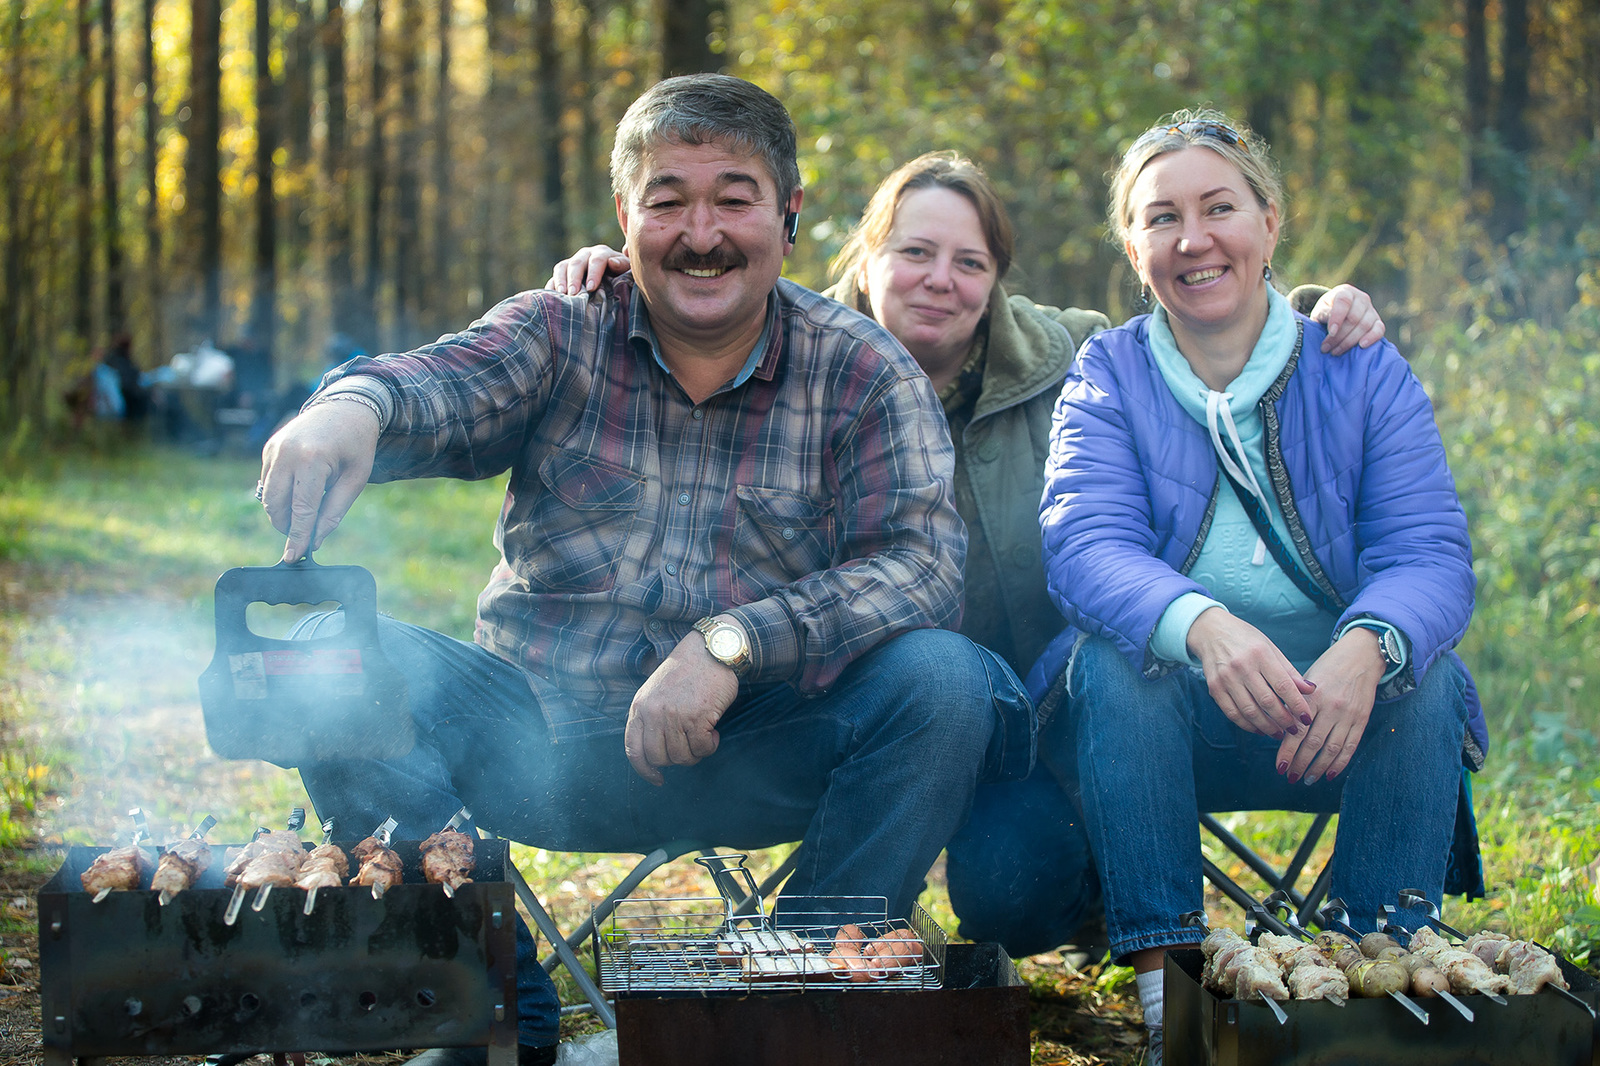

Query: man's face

[615,138,802,355]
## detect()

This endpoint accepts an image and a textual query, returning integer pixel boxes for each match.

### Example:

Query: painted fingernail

[1303,775,1320,786]
[1276,761,1288,775]
[1326,769,1339,781]
[1287,724,1300,736]
[1287,772,1301,784]
[1303,681,1317,692]
[1300,712,1314,725]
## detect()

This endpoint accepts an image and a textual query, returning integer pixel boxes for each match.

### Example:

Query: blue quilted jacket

[1028,311,1487,769]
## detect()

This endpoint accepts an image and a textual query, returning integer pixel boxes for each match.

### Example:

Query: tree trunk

[187,0,224,343]
[1492,0,1531,241]
[324,0,356,338]
[362,0,386,351]
[2,2,29,421]
[394,0,420,344]
[75,0,94,348]
[574,0,604,242]
[431,0,453,333]
[533,0,564,268]
[660,0,722,77]
[101,0,125,337]
[141,0,164,363]
[475,0,511,314]
[251,0,279,358]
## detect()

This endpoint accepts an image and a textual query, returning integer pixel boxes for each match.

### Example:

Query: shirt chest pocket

[731,485,836,604]
[516,449,646,593]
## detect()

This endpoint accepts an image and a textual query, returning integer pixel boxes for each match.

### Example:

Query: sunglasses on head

[1132,119,1245,151]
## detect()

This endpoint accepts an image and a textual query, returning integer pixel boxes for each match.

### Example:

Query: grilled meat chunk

[1407,927,1511,995]
[150,838,213,899]
[1496,938,1570,994]
[420,829,476,893]
[351,836,404,895]
[236,847,305,888]
[1256,932,1350,1002]
[80,844,154,894]
[1200,928,1290,1003]
[223,831,310,885]
[293,843,350,891]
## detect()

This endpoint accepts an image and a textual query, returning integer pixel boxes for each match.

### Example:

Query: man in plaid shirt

[258,73,1031,1064]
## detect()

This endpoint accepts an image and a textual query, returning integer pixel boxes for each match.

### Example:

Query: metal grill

[595,897,945,994]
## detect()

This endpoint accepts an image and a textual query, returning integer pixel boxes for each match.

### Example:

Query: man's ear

[614,193,629,236]
[783,187,804,252]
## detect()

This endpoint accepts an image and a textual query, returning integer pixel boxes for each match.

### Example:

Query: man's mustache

[664,248,746,272]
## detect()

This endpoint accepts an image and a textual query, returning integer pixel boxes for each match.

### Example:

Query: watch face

[708,626,745,660]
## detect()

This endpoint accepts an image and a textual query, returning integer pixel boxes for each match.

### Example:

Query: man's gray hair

[610,74,800,211]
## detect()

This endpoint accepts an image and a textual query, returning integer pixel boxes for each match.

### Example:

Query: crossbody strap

[1218,464,1343,617]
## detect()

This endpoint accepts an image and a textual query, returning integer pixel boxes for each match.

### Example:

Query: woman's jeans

[290,614,1023,1046]
[1043,636,1469,963]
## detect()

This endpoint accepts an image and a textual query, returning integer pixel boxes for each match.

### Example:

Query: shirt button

[647,620,661,632]
[692,408,704,420]
[781,527,796,541]
[665,563,677,576]
[678,492,691,505]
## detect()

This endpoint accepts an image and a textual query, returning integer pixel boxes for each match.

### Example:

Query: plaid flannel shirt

[311,275,967,738]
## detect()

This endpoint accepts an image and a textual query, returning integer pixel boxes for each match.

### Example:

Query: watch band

[693,615,753,678]
[1344,620,1405,671]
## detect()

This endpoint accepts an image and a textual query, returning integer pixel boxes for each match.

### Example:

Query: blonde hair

[831,151,1015,292]
[1107,108,1285,245]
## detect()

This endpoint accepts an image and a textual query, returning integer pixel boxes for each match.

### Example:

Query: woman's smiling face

[1123,146,1280,344]
[862,186,998,374]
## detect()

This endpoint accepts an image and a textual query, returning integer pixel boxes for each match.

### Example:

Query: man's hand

[625,630,741,786]
[1187,607,1314,739]
[1275,627,1384,785]
[546,244,630,296]
[1310,283,1386,354]
[258,400,381,563]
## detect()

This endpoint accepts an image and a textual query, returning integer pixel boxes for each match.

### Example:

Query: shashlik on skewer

[80,844,155,901]
[222,829,309,924]
[223,830,312,884]
[150,814,218,906]
[351,834,404,899]
[419,828,476,898]
[1200,927,1290,1003]
[151,838,212,905]
[1254,932,1349,1003]
[1406,926,1512,995]
[294,842,351,913]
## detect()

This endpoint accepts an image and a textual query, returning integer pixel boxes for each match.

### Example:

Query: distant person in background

[548,149,1386,965]
[249,333,365,453]
[64,333,149,434]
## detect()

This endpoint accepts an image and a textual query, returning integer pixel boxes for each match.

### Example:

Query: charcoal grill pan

[198,554,411,766]
[38,840,515,1064]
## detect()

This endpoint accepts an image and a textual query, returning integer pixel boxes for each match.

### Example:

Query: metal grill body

[38,841,517,1064]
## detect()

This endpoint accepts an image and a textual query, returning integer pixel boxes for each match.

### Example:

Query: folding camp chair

[1200,811,1334,930]
[506,841,801,1028]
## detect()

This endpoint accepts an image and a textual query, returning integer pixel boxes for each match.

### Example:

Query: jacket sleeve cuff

[1152,592,1225,666]
[307,378,396,431]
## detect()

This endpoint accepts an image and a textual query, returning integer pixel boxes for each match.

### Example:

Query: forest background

[2,0,1600,979]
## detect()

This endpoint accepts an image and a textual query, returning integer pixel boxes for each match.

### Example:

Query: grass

[1,437,1597,1063]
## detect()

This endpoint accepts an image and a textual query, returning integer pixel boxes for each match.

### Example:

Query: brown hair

[831,151,1015,291]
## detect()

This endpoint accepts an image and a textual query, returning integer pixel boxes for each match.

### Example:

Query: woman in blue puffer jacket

[1032,109,1484,1064]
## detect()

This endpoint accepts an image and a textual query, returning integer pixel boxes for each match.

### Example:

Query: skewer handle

[190,814,218,840]
[129,807,149,845]
[443,806,471,832]
[370,816,398,847]
[286,808,306,832]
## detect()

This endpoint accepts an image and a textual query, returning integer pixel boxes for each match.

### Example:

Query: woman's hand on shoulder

[1277,628,1385,785]
[1187,607,1313,739]
[546,245,630,295]
[1310,284,1385,355]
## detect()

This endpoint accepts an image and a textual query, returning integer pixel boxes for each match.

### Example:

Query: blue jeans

[292,614,1020,1044]
[1043,636,1468,964]
[944,772,1101,958]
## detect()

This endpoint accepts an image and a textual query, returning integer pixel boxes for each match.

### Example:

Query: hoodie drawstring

[1205,389,1270,567]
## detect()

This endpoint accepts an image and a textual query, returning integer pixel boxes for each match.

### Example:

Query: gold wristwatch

[693,615,753,678]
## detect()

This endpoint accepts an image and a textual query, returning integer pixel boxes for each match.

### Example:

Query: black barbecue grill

[38,839,517,1065]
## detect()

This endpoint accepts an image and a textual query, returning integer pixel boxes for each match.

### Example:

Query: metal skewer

[250,883,275,911]
[436,807,471,897]
[1386,898,1508,1007]
[159,814,217,906]
[93,807,152,903]
[1314,900,1430,1024]
[304,818,336,916]
[1260,892,1345,1008]
[368,816,398,899]
[223,882,249,925]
